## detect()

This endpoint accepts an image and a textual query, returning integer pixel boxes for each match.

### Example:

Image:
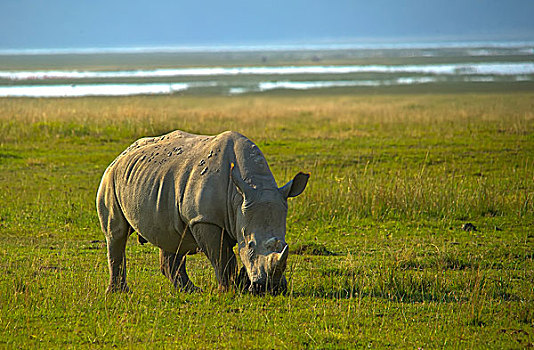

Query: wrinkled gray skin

[96,130,309,294]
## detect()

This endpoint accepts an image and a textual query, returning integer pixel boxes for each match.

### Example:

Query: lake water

[1,41,533,97]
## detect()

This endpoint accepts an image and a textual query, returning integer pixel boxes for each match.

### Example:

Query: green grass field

[0,92,533,348]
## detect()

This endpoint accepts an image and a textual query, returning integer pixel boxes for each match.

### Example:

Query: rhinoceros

[96,130,309,294]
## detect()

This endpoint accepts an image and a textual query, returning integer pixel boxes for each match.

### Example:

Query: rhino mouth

[236,267,287,295]
[249,281,268,294]
[249,279,287,295]
[237,245,289,295]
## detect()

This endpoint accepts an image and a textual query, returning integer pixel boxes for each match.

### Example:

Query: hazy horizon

[1,0,534,51]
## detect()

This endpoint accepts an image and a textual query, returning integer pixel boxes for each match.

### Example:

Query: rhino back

[100,130,276,250]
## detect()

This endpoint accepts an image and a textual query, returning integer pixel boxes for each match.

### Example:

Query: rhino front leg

[159,249,201,293]
[191,223,237,291]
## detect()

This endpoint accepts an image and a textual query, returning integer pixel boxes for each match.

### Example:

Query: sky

[1,0,534,50]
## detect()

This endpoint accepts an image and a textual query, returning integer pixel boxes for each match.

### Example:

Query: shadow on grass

[290,278,460,303]
[289,266,519,303]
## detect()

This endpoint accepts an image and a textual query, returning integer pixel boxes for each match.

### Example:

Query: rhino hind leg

[159,249,201,293]
[191,223,237,291]
[105,224,132,293]
[97,185,132,293]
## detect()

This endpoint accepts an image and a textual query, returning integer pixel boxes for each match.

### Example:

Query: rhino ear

[280,172,310,199]
[230,163,253,198]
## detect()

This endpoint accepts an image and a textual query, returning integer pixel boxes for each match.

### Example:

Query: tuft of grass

[291,242,337,256]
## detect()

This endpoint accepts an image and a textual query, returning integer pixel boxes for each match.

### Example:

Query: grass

[0,92,533,348]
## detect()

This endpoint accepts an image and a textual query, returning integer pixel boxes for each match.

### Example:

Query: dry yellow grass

[2,93,533,142]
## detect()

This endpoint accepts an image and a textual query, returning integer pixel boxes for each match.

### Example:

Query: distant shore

[2,39,534,56]
[0,40,532,97]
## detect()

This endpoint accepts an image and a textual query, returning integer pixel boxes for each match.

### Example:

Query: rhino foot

[180,281,202,293]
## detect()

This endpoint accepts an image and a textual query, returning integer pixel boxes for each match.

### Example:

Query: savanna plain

[0,91,533,348]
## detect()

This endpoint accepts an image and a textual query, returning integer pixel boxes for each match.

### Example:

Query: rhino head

[230,163,309,294]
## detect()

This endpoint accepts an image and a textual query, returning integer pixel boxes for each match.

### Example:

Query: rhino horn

[273,244,289,274]
[279,244,288,263]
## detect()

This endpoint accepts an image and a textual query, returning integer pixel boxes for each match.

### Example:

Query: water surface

[1,41,532,97]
